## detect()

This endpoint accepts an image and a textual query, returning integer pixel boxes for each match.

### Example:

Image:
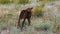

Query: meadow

[0,0,60,34]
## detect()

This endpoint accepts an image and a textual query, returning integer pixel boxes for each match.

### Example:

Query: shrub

[18,0,29,4]
[0,0,13,4]
[0,23,7,30]
[4,13,13,17]
[32,6,45,17]
[34,21,52,31]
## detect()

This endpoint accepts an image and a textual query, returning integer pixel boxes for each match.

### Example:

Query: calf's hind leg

[27,18,31,26]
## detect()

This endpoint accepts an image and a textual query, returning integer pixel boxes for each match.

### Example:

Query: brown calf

[18,8,33,29]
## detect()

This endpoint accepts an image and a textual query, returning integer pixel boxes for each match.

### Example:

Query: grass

[0,11,60,34]
[0,3,60,34]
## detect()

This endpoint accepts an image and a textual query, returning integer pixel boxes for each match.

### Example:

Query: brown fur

[18,8,33,29]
